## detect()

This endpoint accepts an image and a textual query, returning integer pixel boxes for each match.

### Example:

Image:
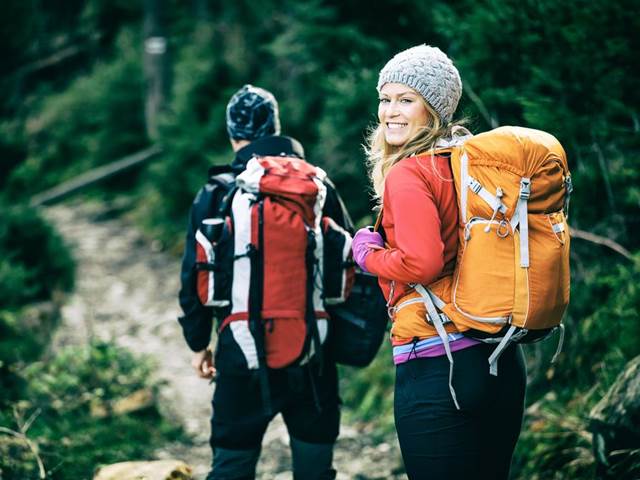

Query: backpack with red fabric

[194,155,354,409]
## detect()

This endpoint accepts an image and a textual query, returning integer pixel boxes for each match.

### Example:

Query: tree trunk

[143,0,170,141]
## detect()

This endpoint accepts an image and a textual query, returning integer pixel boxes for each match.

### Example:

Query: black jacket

[178,135,354,351]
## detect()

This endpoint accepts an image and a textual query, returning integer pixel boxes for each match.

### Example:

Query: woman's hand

[192,347,216,380]
[352,227,384,273]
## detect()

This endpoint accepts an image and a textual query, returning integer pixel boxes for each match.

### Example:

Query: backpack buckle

[564,175,573,194]
[469,178,483,194]
[519,178,531,200]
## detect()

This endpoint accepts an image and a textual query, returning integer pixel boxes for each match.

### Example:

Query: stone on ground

[93,460,193,480]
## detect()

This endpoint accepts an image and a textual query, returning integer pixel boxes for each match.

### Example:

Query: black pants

[394,343,527,480]
[208,360,340,479]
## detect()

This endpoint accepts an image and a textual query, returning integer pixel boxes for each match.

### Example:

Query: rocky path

[45,200,404,480]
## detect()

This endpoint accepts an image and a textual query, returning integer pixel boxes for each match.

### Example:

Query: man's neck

[230,138,250,152]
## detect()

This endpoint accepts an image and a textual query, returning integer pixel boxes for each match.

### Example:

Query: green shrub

[0,203,74,309]
[0,201,74,424]
[0,308,52,390]
[513,395,597,480]
[0,341,182,480]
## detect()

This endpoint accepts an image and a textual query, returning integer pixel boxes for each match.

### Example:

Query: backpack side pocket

[322,217,355,305]
[195,217,233,307]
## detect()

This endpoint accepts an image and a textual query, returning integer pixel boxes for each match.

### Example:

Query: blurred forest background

[1,0,639,478]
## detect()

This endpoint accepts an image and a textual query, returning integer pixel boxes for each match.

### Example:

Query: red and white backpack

[194,155,354,376]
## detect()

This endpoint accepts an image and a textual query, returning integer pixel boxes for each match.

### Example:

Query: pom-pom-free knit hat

[226,84,281,141]
[377,45,462,123]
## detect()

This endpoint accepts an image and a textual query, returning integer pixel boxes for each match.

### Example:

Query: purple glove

[352,227,384,273]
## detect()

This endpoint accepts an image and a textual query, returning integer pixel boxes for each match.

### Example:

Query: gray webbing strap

[414,284,461,410]
[487,325,517,376]
[427,289,447,311]
[413,285,444,328]
[511,178,531,268]
[551,324,565,364]
[518,178,530,268]
[460,152,470,223]
[468,177,507,215]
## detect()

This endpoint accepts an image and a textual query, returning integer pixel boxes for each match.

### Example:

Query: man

[178,85,353,480]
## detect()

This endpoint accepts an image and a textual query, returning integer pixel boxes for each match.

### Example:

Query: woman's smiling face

[378,83,429,146]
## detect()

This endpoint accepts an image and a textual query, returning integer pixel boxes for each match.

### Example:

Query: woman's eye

[379,98,390,103]
[400,98,412,103]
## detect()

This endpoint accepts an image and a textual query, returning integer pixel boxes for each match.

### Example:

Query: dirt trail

[45,200,404,480]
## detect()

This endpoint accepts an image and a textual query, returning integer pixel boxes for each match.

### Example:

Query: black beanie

[225,84,281,141]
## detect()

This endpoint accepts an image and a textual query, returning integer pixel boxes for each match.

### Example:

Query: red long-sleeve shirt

[365,153,459,307]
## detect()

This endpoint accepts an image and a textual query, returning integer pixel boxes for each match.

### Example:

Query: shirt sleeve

[365,164,446,285]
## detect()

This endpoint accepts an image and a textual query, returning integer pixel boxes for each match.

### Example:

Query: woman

[352,45,527,480]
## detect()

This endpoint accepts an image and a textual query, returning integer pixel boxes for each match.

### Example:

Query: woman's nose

[387,100,400,116]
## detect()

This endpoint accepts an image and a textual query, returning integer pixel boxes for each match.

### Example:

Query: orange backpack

[394,126,572,384]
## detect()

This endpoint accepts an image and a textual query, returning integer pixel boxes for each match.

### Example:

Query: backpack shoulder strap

[207,163,235,187]
[192,165,236,223]
[373,209,387,244]
[207,171,237,217]
[374,209,384,231]
[208,171,235,190]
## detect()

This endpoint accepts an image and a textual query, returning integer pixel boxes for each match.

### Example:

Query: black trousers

[210,360,340,450]
[394,343,527,480]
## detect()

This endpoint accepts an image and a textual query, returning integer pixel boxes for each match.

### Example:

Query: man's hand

[192,347,216,380]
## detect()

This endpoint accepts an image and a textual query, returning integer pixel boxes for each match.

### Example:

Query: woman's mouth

[386,122,408,129]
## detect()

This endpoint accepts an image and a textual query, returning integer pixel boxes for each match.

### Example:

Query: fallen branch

[570,227,634,261]
[12,32,103,78]
[30,145,163,207]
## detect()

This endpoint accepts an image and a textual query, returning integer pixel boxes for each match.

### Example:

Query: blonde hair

[365,98,459,201]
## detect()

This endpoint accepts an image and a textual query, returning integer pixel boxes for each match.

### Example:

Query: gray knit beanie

[377,44,462,123]
[226,84,281,141]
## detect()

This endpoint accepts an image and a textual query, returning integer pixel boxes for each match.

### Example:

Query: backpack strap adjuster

[519,178,531,200]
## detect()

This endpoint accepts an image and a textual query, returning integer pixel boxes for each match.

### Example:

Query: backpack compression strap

[509,178,531,268]
[248,199,272,416]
